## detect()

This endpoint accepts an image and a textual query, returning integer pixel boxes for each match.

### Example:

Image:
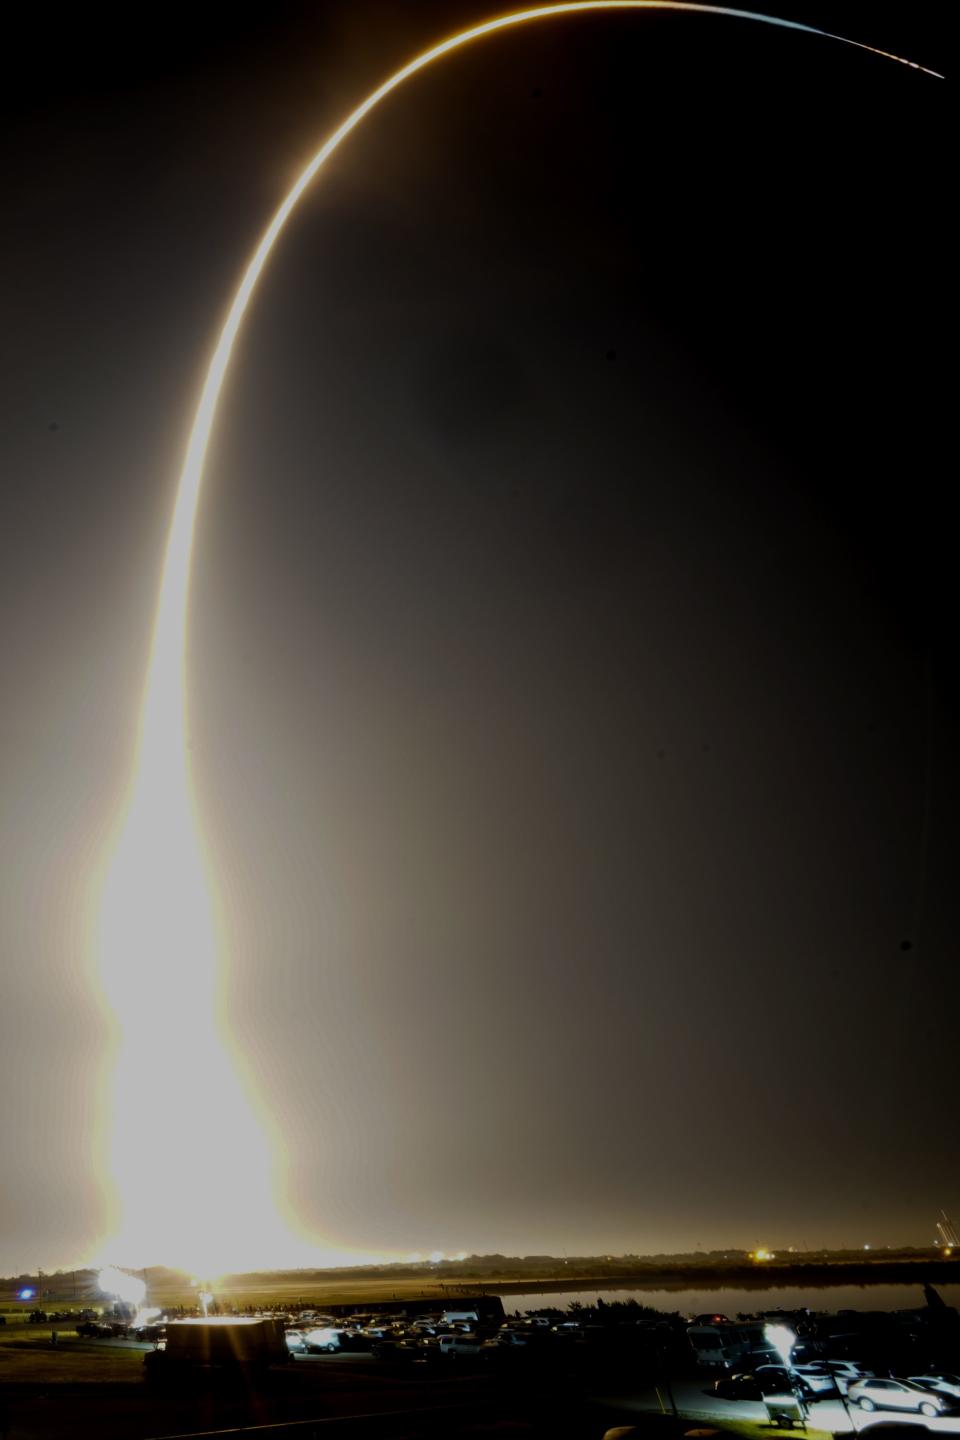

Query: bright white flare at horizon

[98,1266,146,1308]
[90,2,940,1278]
[98,1268,161,1329]
[92,478,307,1275]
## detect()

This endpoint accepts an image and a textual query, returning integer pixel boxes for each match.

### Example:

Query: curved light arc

[102,3,939,1272]
[148,2,941,744]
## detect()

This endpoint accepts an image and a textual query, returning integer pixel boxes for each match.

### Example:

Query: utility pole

[823,1356,856,1433]
[656,1342,678,1418]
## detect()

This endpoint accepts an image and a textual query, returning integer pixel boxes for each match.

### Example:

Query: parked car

[848,1378,948,1417]
[76,1321,114,1338]
[908,1374,960,1401]
[712,1374,764,1401]
[302,1326,359,1353]
[755,1367,816,1400]
[134,1323,166,1344]
[438,1333,483,1357]
[796,1359,874,1392]
[820,1360,875,1379]
[498,1330,533,1348]
[791,1363,843,1395]
[372,1339,422,1362]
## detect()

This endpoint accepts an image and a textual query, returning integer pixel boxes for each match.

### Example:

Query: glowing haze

[89,4,940,1275]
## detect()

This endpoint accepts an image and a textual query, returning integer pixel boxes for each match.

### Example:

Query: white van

[438,1332,482,1357]
[687,1325,749,1370]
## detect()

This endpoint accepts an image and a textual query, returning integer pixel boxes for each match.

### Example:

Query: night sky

[0,2,952,1273]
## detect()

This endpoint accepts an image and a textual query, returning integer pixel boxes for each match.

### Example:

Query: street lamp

[764,1325,809,1423]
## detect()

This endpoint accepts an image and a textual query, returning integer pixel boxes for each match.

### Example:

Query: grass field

[2,1271,507,1314]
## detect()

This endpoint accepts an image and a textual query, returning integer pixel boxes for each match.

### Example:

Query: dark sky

[0,2,952,1273]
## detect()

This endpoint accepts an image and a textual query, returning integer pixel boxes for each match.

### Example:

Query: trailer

[763,1392,808,1428]
[144,1317,287,1380]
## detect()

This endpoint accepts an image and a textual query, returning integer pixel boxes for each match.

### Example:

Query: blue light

[18,1287,35,1301]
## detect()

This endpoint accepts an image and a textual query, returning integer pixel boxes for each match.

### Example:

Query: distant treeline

[3,1248,955,1295]
[212,1249,957,1288]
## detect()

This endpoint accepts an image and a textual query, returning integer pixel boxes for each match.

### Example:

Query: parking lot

[3,1293,958,1440]
[608,1379,960,1436]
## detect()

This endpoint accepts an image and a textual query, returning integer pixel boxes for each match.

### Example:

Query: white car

[303,1326,352,1353]
[790,1364,841,1395]
[848,1378,948,1417]
[824,1360,874,1378]
[909,1374,960,1401]
[794,1361,873,1394]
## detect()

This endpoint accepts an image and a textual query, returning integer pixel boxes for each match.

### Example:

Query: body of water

[499,1284,960,1317]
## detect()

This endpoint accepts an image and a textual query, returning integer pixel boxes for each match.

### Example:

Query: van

[438,1332,482,1357]
[687,1325,749,1370]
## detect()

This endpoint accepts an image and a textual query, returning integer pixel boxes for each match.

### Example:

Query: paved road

[604,1379,960,1435]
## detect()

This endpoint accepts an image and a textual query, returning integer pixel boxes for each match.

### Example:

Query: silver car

[848,1378,947,1417]
[791,1364,842,1395]
[909,1374,960,1402]
[794,1360,873,1394]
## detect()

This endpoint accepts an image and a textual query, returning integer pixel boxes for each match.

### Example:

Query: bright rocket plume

[93,441,302,1272]
[91,4,939,1275]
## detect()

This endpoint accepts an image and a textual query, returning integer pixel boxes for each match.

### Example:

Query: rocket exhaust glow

[91,3,940,1274]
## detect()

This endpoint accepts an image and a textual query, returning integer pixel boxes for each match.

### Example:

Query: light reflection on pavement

[604,1381,960,1435]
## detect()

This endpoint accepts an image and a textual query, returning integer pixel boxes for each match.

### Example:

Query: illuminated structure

[936,1211,959,1250]
[90,4,941,1276]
